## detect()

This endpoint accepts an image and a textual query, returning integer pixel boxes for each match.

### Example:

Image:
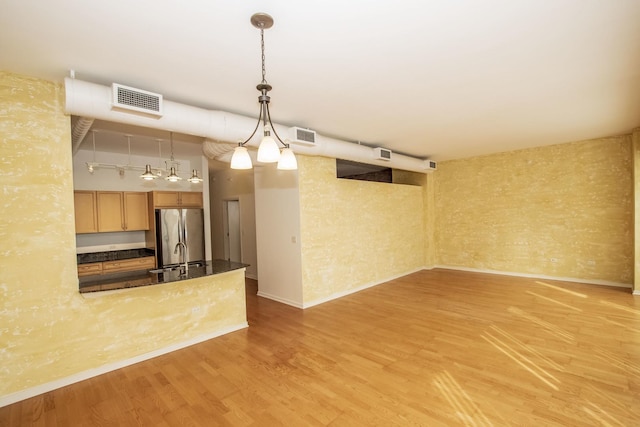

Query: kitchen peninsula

[73,189,230,294]
[78,259,248,293]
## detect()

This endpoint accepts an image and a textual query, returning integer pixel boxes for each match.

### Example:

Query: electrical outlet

[191,306,200,314]
[587,260,596,266]
[550,258,559,263]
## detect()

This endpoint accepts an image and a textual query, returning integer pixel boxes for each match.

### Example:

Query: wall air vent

[111,83,163,117]
[373,147,392,161]
[289,127,316,145]
[425,160,437,171]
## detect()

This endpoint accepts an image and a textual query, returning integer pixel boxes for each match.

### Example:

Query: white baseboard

[256,291,304,308]
[633,289,640,296]
[0,322,248,408]
[301,267,425,309]
[434,265,632,289]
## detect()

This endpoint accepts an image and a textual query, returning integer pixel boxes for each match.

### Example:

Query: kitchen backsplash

[75,230,147,254]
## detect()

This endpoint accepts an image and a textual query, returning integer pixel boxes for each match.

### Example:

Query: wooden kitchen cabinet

[150,191,203,208]
[124,192,149,230]
[74,191,98,233]
[96,191,149,232]
[102,256,155,274]
[96,192,124,232]
[77,262,103,277]
[179,192,203,207]
[78,256,154,277]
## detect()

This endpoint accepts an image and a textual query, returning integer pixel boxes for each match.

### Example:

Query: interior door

[224,200,242,263]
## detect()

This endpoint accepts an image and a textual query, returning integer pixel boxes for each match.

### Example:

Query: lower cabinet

[77,262,103,277]
[102,256,155,274]
[77,256,155,277]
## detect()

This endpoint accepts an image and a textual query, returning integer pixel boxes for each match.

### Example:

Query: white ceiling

[2,0,640,161]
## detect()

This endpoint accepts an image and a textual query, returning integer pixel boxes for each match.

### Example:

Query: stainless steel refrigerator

[155,208,205,268]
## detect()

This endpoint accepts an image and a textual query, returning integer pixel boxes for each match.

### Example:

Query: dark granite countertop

[77,248,155,264]
[79,259,248,293]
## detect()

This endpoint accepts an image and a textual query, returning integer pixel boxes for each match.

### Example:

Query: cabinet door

[97,192,124,232]
[74,191,98,233]
[152,191,181,208]
[180,192,203,207]
[124,192,149,230]
[77,262,102,277]
[103,256,155,273]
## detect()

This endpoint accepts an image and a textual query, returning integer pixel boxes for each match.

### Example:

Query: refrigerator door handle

[182,209,188,245]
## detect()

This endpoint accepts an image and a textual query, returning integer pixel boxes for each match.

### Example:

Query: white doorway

[223,200,242,263]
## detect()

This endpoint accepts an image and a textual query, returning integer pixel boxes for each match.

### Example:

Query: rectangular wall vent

[426,160,437,171]
[373,147,392,161]
[111,83,163,116]
[289,127,316,145]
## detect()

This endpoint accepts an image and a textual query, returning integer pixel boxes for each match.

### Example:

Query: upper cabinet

[71,191,151,234]
[151,191,203,208]
[123,192,150,230]
[74,191,98,234]
[96,191,150,232]
[96,192,125,232]
[74,190,202,234]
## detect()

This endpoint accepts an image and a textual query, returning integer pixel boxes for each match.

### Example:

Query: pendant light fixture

[165,132,181,182]
[230,12,297,171]
[140,164,157,180]
[188,169,203,183]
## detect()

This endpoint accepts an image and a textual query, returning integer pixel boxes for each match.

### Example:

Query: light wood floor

[2,269,639,426]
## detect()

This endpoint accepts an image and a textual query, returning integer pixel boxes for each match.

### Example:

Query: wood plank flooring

[1,269,640,426]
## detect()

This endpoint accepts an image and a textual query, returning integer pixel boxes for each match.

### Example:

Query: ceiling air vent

[289,127,316,145]
[111,83,163,117]
[373,147,392,161]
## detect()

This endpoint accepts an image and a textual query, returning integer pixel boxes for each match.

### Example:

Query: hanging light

[165,132,182,181]
[230,12,297,171]
[86,131,97,173]
[166,167,181,182]
[155,139,163,177]
[140,164,157,180]
[277,146,298,170]
[230,145,253,169]
[188,169,203,183]
[256,125,280,163]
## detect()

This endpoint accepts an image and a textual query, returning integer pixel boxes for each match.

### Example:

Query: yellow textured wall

[633,129,640,292]
[0,72,247,399]
[435,136,633,284]
[392,171,436,267]
[424,174,437,267]
[298,156,426,303]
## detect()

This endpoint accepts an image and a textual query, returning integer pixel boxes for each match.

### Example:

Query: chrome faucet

[174,242,188,274]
